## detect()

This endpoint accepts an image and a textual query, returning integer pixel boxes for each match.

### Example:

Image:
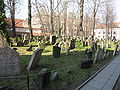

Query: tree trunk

[11,0,16,37]
[50,0,54,35]
[78,0,84,37]
[63,3,67,38]
[28,0,33,41]
[0,0,10,44]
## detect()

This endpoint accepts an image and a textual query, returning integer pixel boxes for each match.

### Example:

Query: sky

[6,0,120,22]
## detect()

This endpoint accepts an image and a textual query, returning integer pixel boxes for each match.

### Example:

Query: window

[99,32,100,34]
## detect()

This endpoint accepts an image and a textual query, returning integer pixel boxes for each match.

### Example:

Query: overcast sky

[9,0,120,22]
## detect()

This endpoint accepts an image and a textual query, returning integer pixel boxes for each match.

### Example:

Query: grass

[0,41,117,90]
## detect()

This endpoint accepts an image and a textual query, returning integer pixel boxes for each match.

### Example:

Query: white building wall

[94,28,120,40]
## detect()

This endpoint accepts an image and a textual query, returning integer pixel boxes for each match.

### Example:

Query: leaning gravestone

[93,45,100,63]
[113,44,119,56]
[0,46,20,76]
[27,48,43,71]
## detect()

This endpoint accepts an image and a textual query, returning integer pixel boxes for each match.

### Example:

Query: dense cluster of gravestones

[0,33,120,89]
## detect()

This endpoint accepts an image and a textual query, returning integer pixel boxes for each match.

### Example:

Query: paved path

[75,54,120,90]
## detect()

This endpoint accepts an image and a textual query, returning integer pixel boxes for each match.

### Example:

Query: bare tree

[28,0,33,41]
[6,0,16,37]
[102,0,116,40]
[87,0,106,39]
[77,0,85,37]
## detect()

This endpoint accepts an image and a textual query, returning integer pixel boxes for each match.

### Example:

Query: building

[6,18,48,37]
[94,22,120,40]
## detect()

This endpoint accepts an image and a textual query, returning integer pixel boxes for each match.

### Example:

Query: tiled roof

[7,18,24,27]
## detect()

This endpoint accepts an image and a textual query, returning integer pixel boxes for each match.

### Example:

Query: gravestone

[50,35,56,45]
[65,42,70,55]
[53,43,61,58]
[0,34,8,47]
[113,45,119,56]
[84,48,88,54]
[93,45,100,63]
[38,41,45,50]
[38,68,51,89]
[82,41,86,46]
[70,39,75,49]
[51,72,59,81]
[87,49,93,59]
[17,41,24,47]
[26,45,33,51]
[80,60,93,69]
[27,48,43,71]
[23,34,30,40]
[23,40,29,45]
[0,46,20,76]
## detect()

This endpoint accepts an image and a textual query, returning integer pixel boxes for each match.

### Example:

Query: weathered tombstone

[80,60,93,69]
[50,35,56,45]
[23,34,30,40]
[94,42,98,50]
[70,39,75,49]
[84,48,88,54]
[26,45,33,51]
[85,41,88,46]
[53,43,61,58]
[0,34,8,47]
[0,46,20,76]
[38,68,51,89]
[51,72,59,81]
[108,43,111,48]
[65,42,70,55]
[38,40,45,50]
[87,49,93,59]
[60,41,65,51]
[23,40,29,45]
[17,41,24,47]
[82,41,86,46]
[93,45,100,63]
[106,51,110,57]
[113,45,119,56]
[27,48,43,71]
[98,51,102,61]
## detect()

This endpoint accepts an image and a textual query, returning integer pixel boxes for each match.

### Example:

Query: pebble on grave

[0,46,20,76]
[38,68,51,89]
